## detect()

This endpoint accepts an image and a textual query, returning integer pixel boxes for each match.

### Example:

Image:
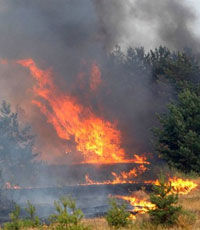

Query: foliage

[49,196,89,230]
[148,175,182,226]
[106,198,131,229]
[145,46,200,89]
[0,101,37,184]
[22,200,40,227]
[3,201,41,229]
[111,46,200,89]
[154,88,200,173]
[3,205,22,230]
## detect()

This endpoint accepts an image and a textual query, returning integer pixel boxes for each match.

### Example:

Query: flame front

[116,177,197,219]
[116,195,155,214]
[154,177,198,195]
[83,164,147,185]
[17,59,147,164]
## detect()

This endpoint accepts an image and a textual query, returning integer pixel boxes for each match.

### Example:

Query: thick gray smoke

[0,0,199,165]
[93,0,200,51]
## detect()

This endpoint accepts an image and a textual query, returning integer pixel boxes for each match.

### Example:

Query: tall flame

[17,59,147,164]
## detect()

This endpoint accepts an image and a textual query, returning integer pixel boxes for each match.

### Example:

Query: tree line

[0,45,200,188]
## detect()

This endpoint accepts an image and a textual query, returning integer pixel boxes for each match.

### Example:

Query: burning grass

[1,176,199,230]
[81,180,200,230]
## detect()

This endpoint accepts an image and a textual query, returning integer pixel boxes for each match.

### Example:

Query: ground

[1,177,200,229]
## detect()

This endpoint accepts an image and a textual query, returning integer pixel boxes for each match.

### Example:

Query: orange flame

[154,177,198,195]
[0,58,8,65]
[4,182,21,190]
[83,165,147,185]
[17,59,148,165]
[116,195,155,215]
[115,177,197,219]
[90,62,101,91]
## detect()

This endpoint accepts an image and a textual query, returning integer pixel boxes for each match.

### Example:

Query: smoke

[93,0,200,51]
[0,0,199,165]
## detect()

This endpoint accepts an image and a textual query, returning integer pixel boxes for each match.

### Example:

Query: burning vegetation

[17,58,145,165]
[1,0,200,228]
[114,177,198,220]
[155,177,198,195]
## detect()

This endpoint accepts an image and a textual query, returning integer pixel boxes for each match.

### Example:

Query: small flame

[0,58,8,65]
[4,182,21,190]
[83,165,147,185]
[116,195,155,215]
[90,62,101,91]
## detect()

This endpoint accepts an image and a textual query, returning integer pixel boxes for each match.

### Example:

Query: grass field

[70,179,200,229]
[1,177,200,229]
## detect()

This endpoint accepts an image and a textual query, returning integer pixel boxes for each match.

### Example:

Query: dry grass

[1,178,200,229]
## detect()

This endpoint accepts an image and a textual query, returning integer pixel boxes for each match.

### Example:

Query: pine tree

[154,88,200,173]
[148,175,182,226]
[0,101,37,184]
[106,198,131,229]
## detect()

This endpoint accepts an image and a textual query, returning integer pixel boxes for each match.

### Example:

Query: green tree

[49,196,89,230]
[148,175,182,226]
[145,46,200,88]
[23,200,40,227]
[106,198,131,229]
[154,88,200,173]
[3,205,22,230]
[0,101,37,185]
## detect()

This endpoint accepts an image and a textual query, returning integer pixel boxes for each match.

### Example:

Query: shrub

[3,205,23,230]
[49,196,90,230]
[148,174,182,227]
[106,197,131,229]
[3,201,41,230]
[22,200,40,227]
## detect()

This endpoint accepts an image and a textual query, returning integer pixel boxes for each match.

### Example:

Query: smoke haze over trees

[0,0,200,165]
[0,101,37,185]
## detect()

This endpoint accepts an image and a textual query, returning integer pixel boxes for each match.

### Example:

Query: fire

[114,177,198,219]
[90,62,101,91]
[154,177,198,195]
[17,59,148,165]
[0,58,8,65]
[4,182,21,190]
[83,165,147,185]
[116,195,155,214]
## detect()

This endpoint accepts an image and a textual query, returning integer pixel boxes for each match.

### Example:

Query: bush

[3,201,41,230]
[148,175,182,227]
[106,198,131,229]
[49,196,90,230]
[3,205,22,230]
[22,200,40,227]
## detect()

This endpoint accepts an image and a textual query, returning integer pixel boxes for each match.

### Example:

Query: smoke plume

[0,0,199,164]
[93,0,200,51]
